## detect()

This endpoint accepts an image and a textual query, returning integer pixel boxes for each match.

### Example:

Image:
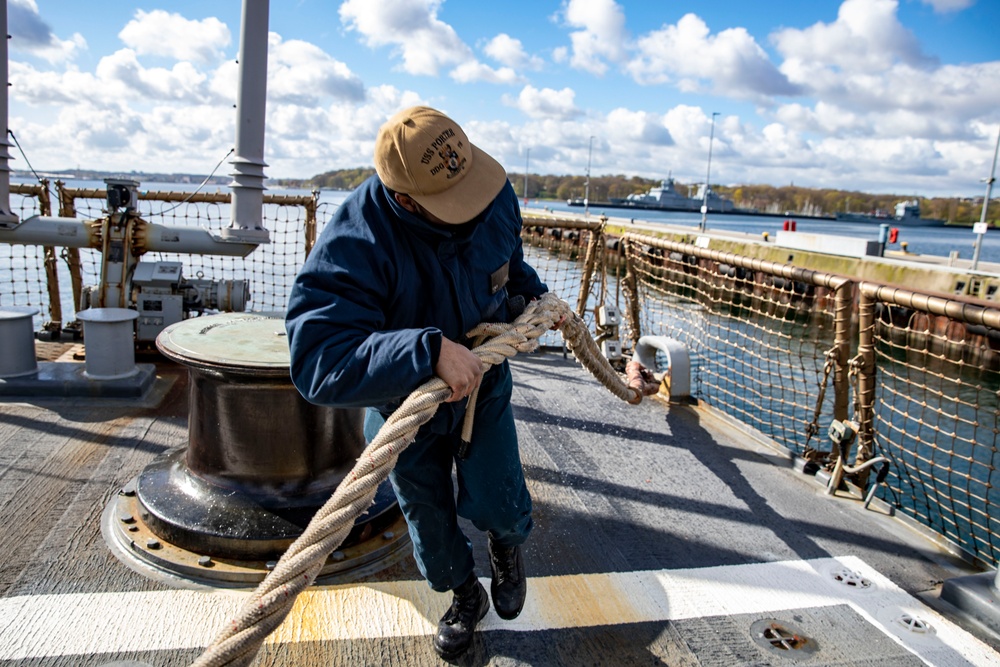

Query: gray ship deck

[1,350,999,666]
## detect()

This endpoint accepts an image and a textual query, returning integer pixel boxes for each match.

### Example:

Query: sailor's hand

[436,337,483,402]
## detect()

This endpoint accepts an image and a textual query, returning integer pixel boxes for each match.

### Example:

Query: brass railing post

[304,189,319,258]
[35,179,63,333]
[621,237,642,347]
[55,181,85,319]
[855,286,877,466]
[576,229,601,317]
[832,282,853,422]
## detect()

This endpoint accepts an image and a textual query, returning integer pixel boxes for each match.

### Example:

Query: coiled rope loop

[191,292,656,667]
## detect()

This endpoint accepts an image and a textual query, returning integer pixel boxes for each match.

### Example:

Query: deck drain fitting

[750,619,818,660]
[831,568,873,590]
[895,613,934,635]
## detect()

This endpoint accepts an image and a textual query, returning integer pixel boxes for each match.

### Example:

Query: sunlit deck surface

[2,348,999,666]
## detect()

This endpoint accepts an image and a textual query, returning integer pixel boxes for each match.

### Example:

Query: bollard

[0,306,39,378]
[77,308,139,380]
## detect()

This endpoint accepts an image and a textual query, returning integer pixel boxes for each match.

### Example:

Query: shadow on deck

[0,351,997,666]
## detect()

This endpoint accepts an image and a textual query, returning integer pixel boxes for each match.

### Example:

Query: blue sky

[6,0,1000,197]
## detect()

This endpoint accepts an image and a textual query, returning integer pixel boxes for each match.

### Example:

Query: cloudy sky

[6,0,1000,197]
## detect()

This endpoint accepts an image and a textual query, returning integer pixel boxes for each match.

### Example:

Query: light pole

[584,135,594,216]
[523,148,530,207]
[699,112,719,232]
[972,124,1000,271]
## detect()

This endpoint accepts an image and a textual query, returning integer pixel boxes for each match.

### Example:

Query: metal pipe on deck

[223,0,270,244]
[0,215,260,257]
[134,220,260,257]
[0,216,98,247]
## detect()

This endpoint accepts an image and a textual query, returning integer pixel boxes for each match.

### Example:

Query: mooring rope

[191,292,658,667]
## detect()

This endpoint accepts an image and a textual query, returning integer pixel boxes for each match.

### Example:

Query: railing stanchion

[855,287,878,483]
[833,283,852,423]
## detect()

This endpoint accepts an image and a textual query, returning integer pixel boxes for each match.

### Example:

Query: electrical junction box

[133,261,182,287]
[133,261,184,341]
[105,178,140,211]
[136,293,183,341]
[601,339,622,361]
[828,419,858,446]
[597,304,620,328]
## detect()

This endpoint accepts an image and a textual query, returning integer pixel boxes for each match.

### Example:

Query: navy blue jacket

[285,176,546,431]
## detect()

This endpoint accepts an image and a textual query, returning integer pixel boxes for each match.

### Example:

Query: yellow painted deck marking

[0,556,996,665]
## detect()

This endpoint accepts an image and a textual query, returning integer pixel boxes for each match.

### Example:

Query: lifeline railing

[1,191,997,568]
[857,283,1000,567]
[521,217,1000,569]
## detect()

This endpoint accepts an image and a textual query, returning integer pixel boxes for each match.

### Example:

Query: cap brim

[410,144,507,224]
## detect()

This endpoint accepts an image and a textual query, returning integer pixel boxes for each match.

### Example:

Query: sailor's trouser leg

[375,421,475,592]
[364,363,532,592]
[454,364,533,550]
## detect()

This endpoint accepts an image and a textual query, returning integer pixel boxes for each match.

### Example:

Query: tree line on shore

[276,168,994,224]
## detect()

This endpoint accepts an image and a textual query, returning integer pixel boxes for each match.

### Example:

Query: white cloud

[484,34,544,70]
[920,0,975,12]
[769,0,1000,133]
[449,61,522,85]
[5,1,997,197]
[627,13,799,100]
[118,10,231,63]
[8,0,85,64]
[503,85,582,120]
[339,0,471,76]
[773,0,931,75]
[10,61,98,106]
[267,34,365,104]
[560,0,629,75]
[95,49,211,102]
[605,108,673,146]
[265,87,427,175]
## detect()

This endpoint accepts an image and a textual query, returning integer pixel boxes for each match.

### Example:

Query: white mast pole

[584,135,594,216]
[523,148,529,207]
[223,0,270,243]
[971,124,1000,271]
[699,111,719,233]
[0,0,19,228]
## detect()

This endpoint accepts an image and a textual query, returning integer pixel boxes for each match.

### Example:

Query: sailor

[286,106,551,660]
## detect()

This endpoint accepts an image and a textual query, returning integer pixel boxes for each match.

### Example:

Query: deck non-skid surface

[0,353,997,665]
[1,557,998,665]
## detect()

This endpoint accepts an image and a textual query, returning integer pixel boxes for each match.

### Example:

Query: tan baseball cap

[374,106,507,224]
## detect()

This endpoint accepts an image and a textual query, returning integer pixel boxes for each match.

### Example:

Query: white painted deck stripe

[0,556,995,665]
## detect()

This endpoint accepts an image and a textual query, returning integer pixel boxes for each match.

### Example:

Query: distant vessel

[835,200,946,227]
[568,177,735,212]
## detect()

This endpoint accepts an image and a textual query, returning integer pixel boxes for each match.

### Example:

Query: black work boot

[488,535,526,620]
[433,574,489,660]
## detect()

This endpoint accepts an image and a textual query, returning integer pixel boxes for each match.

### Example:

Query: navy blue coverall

[285,175,547,591]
